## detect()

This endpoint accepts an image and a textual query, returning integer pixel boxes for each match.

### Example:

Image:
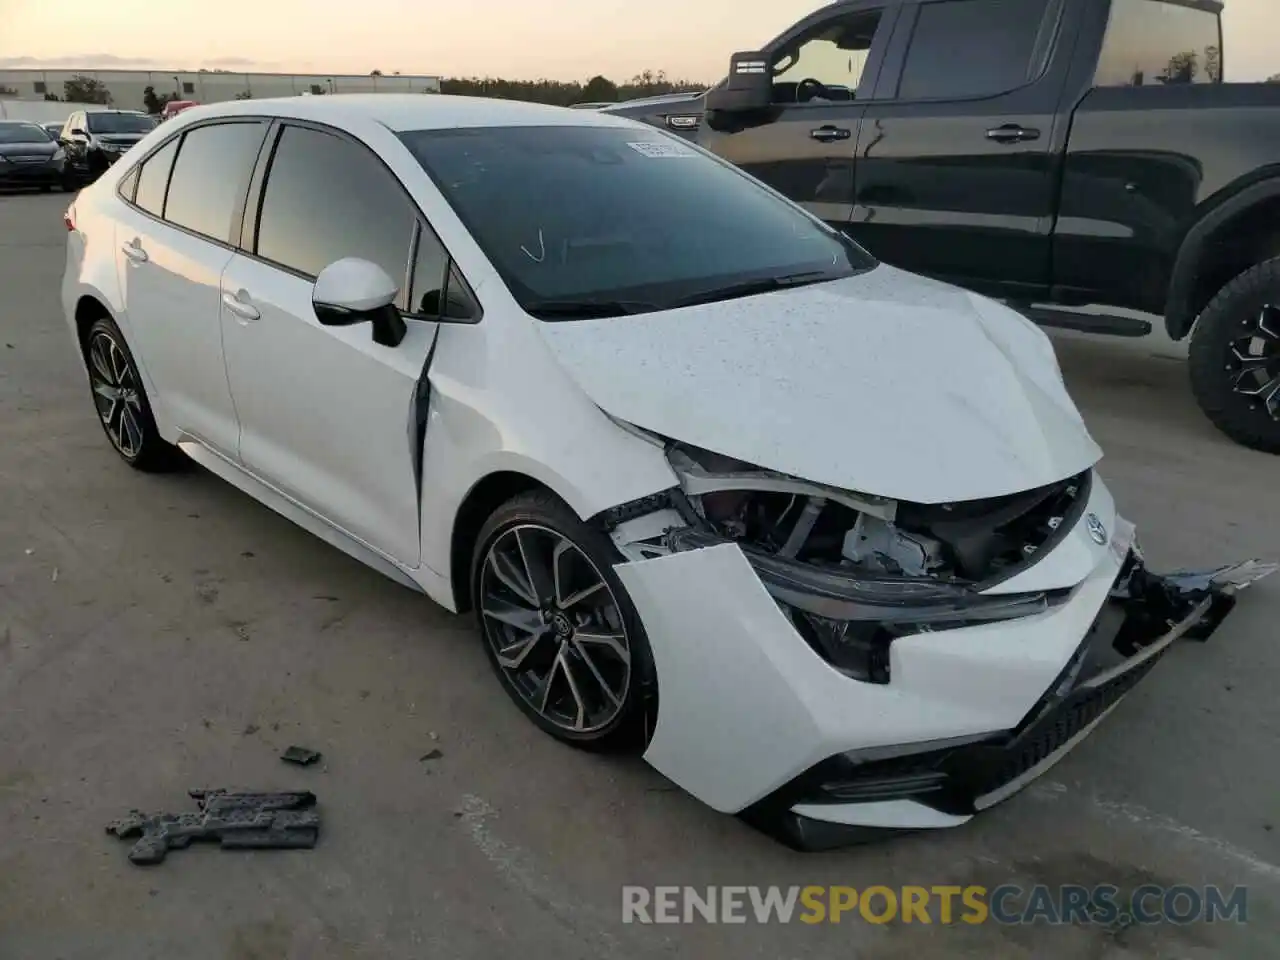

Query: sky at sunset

[1,0,1276,83]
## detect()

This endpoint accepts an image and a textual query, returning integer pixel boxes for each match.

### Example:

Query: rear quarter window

[1094,0,1222,87]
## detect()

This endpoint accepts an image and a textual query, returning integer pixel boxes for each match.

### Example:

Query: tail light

[63,203,76,232]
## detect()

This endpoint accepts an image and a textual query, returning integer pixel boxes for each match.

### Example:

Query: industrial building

[0,69,441,114]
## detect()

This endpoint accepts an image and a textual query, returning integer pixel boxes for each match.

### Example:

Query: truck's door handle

[986,124,1040,144]
[221,291,260,322]
[810,125,852,143]
[120,240,148,263]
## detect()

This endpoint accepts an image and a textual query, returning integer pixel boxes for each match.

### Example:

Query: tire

[84,316,186,472]
[39,185,52,193]
[1188,257,1280,454]
[470,489,658,752]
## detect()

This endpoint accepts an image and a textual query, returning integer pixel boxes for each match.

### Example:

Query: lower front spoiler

[744,556,1275,852]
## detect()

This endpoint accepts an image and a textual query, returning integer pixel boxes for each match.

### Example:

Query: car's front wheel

[84,316,185,471]
[1189,257,1280,454]
[470,490,657,751]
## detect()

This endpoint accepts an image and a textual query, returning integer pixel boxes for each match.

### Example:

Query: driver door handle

[222,291,260,322]
[986,123,1040,144]
[810,125,852,143]
[120,240,148,263]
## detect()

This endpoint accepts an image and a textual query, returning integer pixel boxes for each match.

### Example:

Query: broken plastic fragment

[105,790,319,865]
[280,746,321,766]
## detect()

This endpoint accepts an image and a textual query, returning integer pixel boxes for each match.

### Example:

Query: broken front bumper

[741,554,1275,851]
[612,476,1273,850]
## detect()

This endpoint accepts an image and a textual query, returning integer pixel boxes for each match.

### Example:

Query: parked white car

[61,95,1272,849]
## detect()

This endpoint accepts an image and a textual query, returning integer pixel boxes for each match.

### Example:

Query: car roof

[177,94,649,133]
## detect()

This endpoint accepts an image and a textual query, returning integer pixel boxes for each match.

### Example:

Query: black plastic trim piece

[591,489,685,531]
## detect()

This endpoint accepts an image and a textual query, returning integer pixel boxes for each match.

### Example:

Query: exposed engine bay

[666,445,1089,585]
[607,443,1093,683]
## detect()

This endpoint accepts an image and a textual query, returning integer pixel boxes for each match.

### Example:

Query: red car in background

[161,100,198,121]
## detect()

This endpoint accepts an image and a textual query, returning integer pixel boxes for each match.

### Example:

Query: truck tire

[1188,257,1280,454]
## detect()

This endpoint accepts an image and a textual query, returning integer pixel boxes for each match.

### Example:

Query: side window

[133,137,180,215]
[118,167,140,201]
[1094,0,1222,87]
[409,225,448,315]
[442,265,480,321]
[164,122,266,242]
[772,10,883,103]
[896,0,1054,101]
[409,226,478,320]
[255,125,416,296]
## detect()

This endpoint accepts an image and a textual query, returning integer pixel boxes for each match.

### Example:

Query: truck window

[771,10,883,104]
[1094,0,1222,87]
[896,0,1055,101]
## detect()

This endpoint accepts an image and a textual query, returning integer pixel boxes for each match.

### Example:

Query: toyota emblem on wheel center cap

[1086,513,1108,545]
[551,612,574,639]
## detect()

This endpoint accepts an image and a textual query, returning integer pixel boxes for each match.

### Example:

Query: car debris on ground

[105,790,320,865]
[280,745,321,766]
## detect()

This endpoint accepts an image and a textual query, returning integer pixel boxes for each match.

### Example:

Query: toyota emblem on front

[1086,513,1108,545]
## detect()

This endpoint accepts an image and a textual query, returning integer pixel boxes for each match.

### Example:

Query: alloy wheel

[1228,304,1280,420]
[479,524,632,734]
[87,330,145,459]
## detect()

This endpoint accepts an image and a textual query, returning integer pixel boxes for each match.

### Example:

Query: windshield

[0,122,52,144]
[399,124,876,318]
[87,113,155,134]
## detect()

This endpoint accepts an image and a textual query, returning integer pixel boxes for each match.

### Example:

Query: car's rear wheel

[470,490,657,751]
[1189,257,1280,454]
[84,316,185,472]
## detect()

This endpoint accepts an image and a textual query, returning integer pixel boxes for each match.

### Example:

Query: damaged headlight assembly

[622,443,1082,684]
[666,527,1062,683]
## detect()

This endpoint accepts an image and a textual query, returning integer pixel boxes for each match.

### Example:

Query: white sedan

[61,95,1272,849]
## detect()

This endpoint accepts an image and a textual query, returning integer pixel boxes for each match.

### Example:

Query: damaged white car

[62,96,1274,849]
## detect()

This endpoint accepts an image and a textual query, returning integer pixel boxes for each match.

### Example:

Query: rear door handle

[810,125,852,143]
[120,241,148,263]
[221,291,260,322]
[986,124,1040,144]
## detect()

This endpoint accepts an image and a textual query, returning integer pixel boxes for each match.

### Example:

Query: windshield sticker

[626,141,698,159]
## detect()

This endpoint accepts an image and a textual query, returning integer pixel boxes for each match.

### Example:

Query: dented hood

[536,265,1103,504]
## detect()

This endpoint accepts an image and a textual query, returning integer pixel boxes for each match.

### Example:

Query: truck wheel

[1189,258,1280,454]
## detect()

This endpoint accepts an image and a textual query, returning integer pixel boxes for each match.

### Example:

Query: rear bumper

[744,552,1268,850]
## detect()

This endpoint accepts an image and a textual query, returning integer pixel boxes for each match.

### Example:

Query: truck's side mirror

[705,51,772,115]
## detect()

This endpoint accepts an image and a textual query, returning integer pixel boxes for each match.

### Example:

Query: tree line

[438,71,705,104]
[19,70,704,111]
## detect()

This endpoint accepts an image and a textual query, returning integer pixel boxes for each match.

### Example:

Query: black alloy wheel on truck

[1189,257,1280,454]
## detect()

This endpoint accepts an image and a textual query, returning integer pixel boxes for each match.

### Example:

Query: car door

[112,119,269,457]
[849,0,1076,301]
[699,2,898,227]
[219,121,449,567]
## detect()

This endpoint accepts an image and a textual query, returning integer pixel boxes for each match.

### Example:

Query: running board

[1015,306,1153,338]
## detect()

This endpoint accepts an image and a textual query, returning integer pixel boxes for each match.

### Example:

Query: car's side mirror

[313,258,407,348]
[705,51,772,115]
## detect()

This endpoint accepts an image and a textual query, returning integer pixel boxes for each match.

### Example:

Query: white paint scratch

[456,794,624,955]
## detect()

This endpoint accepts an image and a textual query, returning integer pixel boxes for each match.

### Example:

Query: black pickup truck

[604,0,1280,454]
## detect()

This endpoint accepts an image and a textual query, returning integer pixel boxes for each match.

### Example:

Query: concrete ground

[1,190,1278,959]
